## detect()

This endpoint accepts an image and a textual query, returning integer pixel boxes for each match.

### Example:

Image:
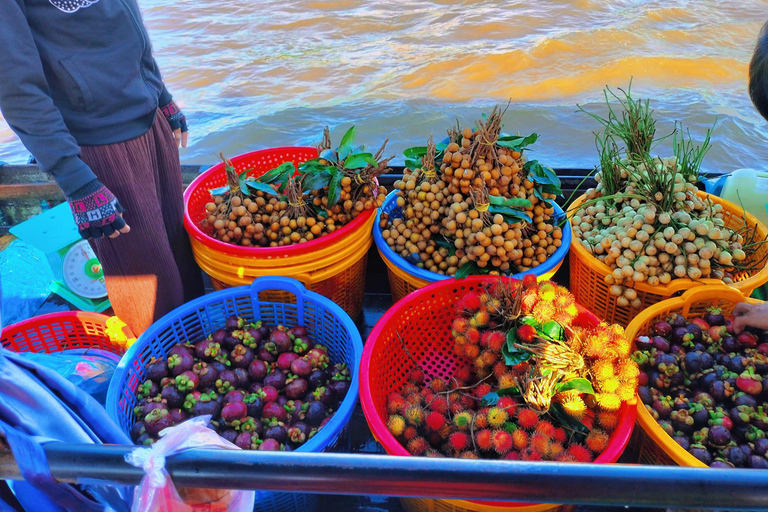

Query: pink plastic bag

[125,415,255,512]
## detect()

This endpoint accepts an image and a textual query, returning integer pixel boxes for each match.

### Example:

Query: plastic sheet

[15,349,119,405]
[0,239,56,326]
[125,416,255,512]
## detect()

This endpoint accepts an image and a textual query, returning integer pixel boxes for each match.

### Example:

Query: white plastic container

[719,169,768,229]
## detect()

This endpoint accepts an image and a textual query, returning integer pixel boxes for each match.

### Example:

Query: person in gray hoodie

[0,0,204,334]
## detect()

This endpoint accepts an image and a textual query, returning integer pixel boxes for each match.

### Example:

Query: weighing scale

[9,202,110,312]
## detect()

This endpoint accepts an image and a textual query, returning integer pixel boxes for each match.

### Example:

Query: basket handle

[249,277,307,317]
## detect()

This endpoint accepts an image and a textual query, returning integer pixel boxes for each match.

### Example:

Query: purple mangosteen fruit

[277,352,300,372]
[262,402,289,423]
[708,425,731,448]
[195,339,221,361]
[670,409,695,434]
[264,423,288,443]
[670,314,687,328]
[688,444,712,465]
[737,331,759,348]
[248,382,263,394]
[193,362,219,390]
[259,438,282,451]
[749,455,768,469]
[634,336,653,351]
[131,421,147,440]
[755,438,768,456]
[168,408,188,426]
[167,351,195,377]
[652,336,670,353]
[710,460,732,468]
[289,325,308,338]
[305,401,328,426]
[134,399,166,421]
[638,386,653,405]
[306,348,330,369]
[328,380,350,401]
[736,372,763,396]
[656,420,674,437]
[221,401,248,423]
[210,360,229,374]
[285,378,309,400]
[671,327,689,345]
[169,343,195,358]
[261,386,279,403]
[231,344,255,369]
[725,445,747,467]
[223,389,246,405]
[263,371,287,390]
[248,360,270,382]
[244,393,264,418]
[135,434,154,446]
[704,308,725,326]
[235,432,258,450]
[233,368,250,389]
[308,369,330,389]
[175,371,200,393]
[160,386,184,409]
[673,435,691,451]
[687,324,703,344]
[727,356,747,374]
[721,337,739,354]
[683,352,702,374]
[221,332,240,350]
[220,429,238,444]
[138,380,160,400]
[269,329,293,354]
[699,352,714,371]
[290,358,312,378]
[654,320,673,337]
[146,359,169,382]
[225,315,245,331]
[212,328,227,345]
[258,345,277,363]
[313,386,335,407]
[216,370,238,394]
[144,409,174,437]
[192,392,222,418]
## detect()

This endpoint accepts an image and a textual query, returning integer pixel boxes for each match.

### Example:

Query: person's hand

[733,301,768,333]
[68,179,131,240]
[160,100,189,148]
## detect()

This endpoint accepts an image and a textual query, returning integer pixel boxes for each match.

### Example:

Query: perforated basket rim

[105,276,363,455]
[568,192,768,295]
[373,191,572,283]
[360,276,637,509]
[183,146,375,259]
[626,285,762,468]
[0,311,123,352]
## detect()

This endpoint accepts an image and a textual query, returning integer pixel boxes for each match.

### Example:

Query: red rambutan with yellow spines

[491,430,514,454]
[420,386,435,399]
[568,443,593,463]
[461,292,481,313]
[407,436,429,456]
[521,289,539,314]
[449,401,465,416]
[487,407,508,428]
[596,392,621,412]
[497,372,518,389]
[586,428,610,454]
[403,383,420,396]
[548,441,565,460]
[449,431,470,452]
[473,356,488,372]
[556,453,578,463]
[426,411,447,431]
[512,428,529,451]
[517,324,537,343]
[410,368,426,384]
[405,393,422,406]
[521,449,543,461]
[532,301,557,324]
[559,393,587,419]
[453,411,473,431]
[425,449,444,458]
[453,342,466,357]
[459,394,476,410]
[428,396,449,415]
[482,331,506,351]
[481,349,499,367]
[464,343,480,359]
[387,415,406,437]
[534,420,556,439]
[492,361,508,378]
[429,377,448,393]
[452,317,469,335]
[530,433,551,458]
[473,310,490,328]
[459,451,479,459]
[522,274,538,289]
[553,427,567,444]
[475,429,493,451]
[538,281,557,302]
[497,397,518,415]
[473,383,493,400]
[455,365,472,383]
[403,427,418,441]
[505,451,520,460]
[465,327,481,344]
[617,381,636,401]
[404,405,425,426]
[598,410,620,431]
[581,409,596,430]
[584,332,609,359]
[474,409,489,429]
[553,288,576,308]
[517,408,539,429]
[553,307,578,328]
[387,394,406,415]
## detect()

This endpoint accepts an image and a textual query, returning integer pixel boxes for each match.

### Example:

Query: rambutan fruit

[404,405,425,427]
[492,361,508,378]
[426,411,447,431]
[487,407,508,428]
[453,342,466,357]
[491,430,513,454]
[387,415,406,437]
[474,310,490,328]
[581,409,596,430]
[522,274,538,289]
[466,328,481,344]
[459,394,476,410]
[475,429,493,451]
[453,411,472,431]
[429,377,448,393]
[437,424,453,440]
[598,411,620,431]
[410,368,426,384]
[556,453,577,463]
[452,317,469,335]
[617,382,636,402]
[459,451,478,459]
[405,393,422,405]
[591,360,615,382]
[473,357,487,372]
[535,420,556,439]
[512,429,529,451]
[498,372,517,389]
[481,349,499,367]
[532,301,557,324]
[425,449,444,458]
[521,449,542,461]
[560,394,587,419]
[387,394,406,415]
[403,427,418,441]
[538,281,557,302]
[517,408,539,429]
[455,365,472,383]
[553,427,567,444]
[616,360,640,381]
[464,343,480,359]
[553,308,577,328]
[596,393,621,412]
[449,431,470,452]
[599,377,620,394]
[485,331,506,351]
[584,333,608,358]
[548,441,564,460]
[428,396,449,415]
[402,384,420,396]
[473,383,493,399]
[449,401,465,415]
[586,429,610,454]
[517,324,537,343]
[530,433,551,458]
[553,290,576,309]
[497,397,518,416]
[505,451,520,460]
[461,293,481,312]
[407,436,429,456]
[474,409,489,429]
[521,289,539,314]
[568,443,593,463]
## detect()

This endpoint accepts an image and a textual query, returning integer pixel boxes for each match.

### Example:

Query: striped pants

[80,111,204,335]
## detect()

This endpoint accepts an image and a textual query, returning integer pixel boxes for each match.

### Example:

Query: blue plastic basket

[373,190,572,288]
[106,276,363,512]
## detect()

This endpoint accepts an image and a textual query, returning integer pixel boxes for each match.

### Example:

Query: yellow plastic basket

[625,285,762,466]
[569,192,768,327]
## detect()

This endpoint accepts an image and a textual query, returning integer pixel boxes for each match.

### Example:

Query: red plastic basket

[183,146,376,260]
[360,276,637,511]
[0,311,127,355]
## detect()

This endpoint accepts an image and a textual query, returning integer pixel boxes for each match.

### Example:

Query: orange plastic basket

[569,192,768,327]
[624,286,762,467]
[183,146,377,319]
[0,311,130,355]
[360,276,637,512]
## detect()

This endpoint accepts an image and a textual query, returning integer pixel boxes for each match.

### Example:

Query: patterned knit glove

[68,179,126,239]
[160,100,188,139]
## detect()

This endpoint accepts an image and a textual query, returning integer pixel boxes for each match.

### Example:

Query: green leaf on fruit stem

[505,328,519,352]
[344,152,377,169]
[327,169,342,207]
[258,161,294,184]
[404,159,422,170]
[489,195,533,209]
[502,341,533,366]
[242,181,278,196]
[338,126,356,160]
[556,378,595,395]
[210,186,229,196]
[434,234,456,256]
[534,187,553,207]
[403,146,428,159]
[548,403,590,441]
[490,207,533,224]
[301,170,332,192]
[319,149,338,163]
[497,133,538,150]
[538,320,565,341]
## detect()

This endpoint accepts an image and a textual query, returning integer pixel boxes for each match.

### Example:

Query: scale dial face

[62,240,108,299]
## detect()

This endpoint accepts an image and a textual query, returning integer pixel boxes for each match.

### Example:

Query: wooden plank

[0,183,64,201]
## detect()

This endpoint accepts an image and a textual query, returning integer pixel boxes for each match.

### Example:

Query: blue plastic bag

[0,239,56,326]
